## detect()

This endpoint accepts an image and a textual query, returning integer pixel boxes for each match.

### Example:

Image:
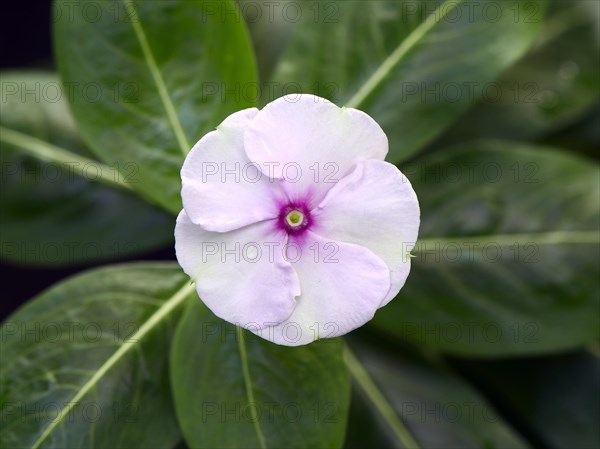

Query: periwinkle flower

[175,94,419,346]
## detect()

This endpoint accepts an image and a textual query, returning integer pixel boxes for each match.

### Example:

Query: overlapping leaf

[171,300,350,449]
[54,0,258,213]
[434,0,600,145]
[269,0,546,161]
[0,72,174,267]
[371,142,600,355]
[344,339,529,448]
[0,263,194,448]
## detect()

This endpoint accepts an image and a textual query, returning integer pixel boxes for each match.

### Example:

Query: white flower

[175,94,420,346]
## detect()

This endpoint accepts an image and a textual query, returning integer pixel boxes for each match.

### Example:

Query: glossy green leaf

[269,0,546,161]
[0,262,195,449]
[451,349,600,449]
[433,0,600,145]
[371,142,600,355]
[171,299,350,449]
[53,0,258,214]
[343,338,529,448]
[0,72,175,267]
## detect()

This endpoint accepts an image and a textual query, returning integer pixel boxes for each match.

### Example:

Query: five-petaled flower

[175,94,420,346]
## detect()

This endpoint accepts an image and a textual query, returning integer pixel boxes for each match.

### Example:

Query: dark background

[0,1,175,321]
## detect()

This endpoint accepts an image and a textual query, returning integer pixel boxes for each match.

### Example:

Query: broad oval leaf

[344,338,529,448]
[53,0,258,214]
[371,142,600,356]
[0,71,175,267]
[433,0,600,145]
[171,299,350,449]
[268,0,546,162]
[0,262,195,448]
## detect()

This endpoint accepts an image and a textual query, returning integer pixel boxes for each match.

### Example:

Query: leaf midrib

[29,281,195,449]
[122,0,190,155]
[0,126,131,191]
[345,0,466,109]
[343,345,421,449]
[237,327,267,449]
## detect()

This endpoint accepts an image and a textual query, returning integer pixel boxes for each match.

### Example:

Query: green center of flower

[285,210,304,227]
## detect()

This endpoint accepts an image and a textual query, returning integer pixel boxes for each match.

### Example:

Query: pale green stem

[0,126,132,191]
[343,345,421,449]
[30,282,195,449]
[345,0,465,109]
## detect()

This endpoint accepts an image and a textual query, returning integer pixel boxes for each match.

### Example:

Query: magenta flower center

[279,204,311,234]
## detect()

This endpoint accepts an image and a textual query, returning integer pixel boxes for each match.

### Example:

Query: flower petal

[313,160,420,307]
[175,211,300,328]
[181,107,286,232]
[250,231,391,346]
[244,94,388,206]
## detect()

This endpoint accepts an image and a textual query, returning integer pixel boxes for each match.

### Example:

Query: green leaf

[53,0,258,214]
[0,71,175,267]
[0,262,195,449]
[432,0,600,145]
[0,72,89,154]
[343,338,529,448]
[451,348,600,449]
[237,0,294,83]
[371,141,600,356]
[268,0,546,162]
[170,299,350,449]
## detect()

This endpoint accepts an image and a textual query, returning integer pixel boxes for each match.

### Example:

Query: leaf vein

[28,281,195,449]
[343,345,421,449]
[122,0,191,155]
[236,328,267,449]
[345,0,465,109]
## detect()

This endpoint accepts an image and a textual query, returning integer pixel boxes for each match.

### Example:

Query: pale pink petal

[313,160,420,307]
[250,231,391,346]
[181,107,287,232]
[175,211,300,328]
[244,94,388,206]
